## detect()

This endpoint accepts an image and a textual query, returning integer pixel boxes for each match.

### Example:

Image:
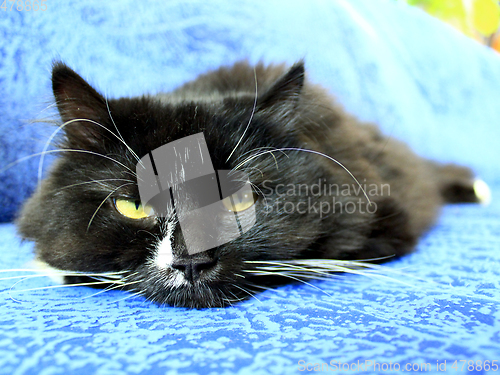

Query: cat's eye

[221,191,257,212]
[114,199,155,219]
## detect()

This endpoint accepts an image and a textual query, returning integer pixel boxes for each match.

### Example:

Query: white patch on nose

[154,221,176,269]
[153,220,187,288]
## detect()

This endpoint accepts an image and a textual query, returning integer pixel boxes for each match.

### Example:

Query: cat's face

[18,62,335,307]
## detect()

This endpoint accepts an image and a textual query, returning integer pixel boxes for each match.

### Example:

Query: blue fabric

[1,0,499,374]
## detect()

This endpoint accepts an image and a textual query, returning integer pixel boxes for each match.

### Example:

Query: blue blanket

[1,1,500,374]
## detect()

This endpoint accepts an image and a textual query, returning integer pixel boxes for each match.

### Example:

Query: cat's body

[17,61,480,308]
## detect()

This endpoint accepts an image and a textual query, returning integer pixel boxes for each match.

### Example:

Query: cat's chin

[132,278,242,308]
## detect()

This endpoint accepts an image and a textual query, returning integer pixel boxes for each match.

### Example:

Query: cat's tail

[433,163,491,205]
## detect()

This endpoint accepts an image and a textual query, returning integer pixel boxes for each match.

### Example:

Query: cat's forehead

[119,98,249,166]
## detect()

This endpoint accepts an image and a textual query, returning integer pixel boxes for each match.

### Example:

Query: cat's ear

[258,61,305,110]
[52,62,109,149]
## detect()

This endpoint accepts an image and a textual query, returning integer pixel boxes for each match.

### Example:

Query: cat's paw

[473,179,492,206]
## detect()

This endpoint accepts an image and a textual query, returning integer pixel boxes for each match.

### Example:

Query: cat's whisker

[0,274,60,281]
[226,67,258,162]
[0,268,55,273]
[137,229,160,242]
[33,101,59,116]
[0,268,129,278]
[238,166,264,179]
[277,258,416,278]
[247,182,271,207]
[4,281,113,303]
[245,267,411,286]
[250,264,335,278]
[231,283,262,303]
[110,289,145,304]
[51,178,135,194]
[242,149,281,172]
[238,282,293,302]
[37,117,142,184]
[224,290,249,305]
[87,182,135,231]
[244,259,385,274]
[87,276,125,284]
[236,147,372,205]
[243,259,427,288]
[242,282,276,291]
[222,291,239,306]
[0,273,123,282]
[2,149,138,179]
[104,97,144,166]
[244,269,332,297]
[82,279,142,299]
[1,274,128,303]
[233,148,289,172]
[232,146,288,167]
[82,283,123,299]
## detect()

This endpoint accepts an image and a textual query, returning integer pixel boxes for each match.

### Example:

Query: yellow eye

[222,191,257,212]
[114,199,154,219]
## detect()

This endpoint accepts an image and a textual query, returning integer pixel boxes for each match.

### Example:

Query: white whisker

[232,283,262,303]
[226,68,258,162]
[110,289,145,304]
[52,178,135,193]
[87,182,134,231]
[232,146,288,166]
[247,269,332,297]
[36,118,142,184]
[243,258,432,288]
[3,149,137,178]
[5,281,112,303]
[104,97,144,166]
[236,147,372,205]
[233,148,288,172]
[82,279,142,299]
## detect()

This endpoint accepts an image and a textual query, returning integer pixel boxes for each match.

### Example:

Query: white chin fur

[473,179,492,206]
[31,259,66,284]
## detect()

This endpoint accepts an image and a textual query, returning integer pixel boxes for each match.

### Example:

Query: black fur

[17,61,479,308]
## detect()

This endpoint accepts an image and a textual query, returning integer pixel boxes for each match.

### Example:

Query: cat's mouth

[149,256,221,290]
[122,261,246,308]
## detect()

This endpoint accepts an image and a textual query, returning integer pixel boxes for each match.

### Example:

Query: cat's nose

[171,256,218,283]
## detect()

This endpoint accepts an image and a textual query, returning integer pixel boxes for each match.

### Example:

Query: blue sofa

[1,1,499,374]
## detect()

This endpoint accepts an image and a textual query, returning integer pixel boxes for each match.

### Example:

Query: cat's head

[17,61,339,307]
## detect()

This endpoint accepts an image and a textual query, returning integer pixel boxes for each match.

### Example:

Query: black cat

[17,61,482,308]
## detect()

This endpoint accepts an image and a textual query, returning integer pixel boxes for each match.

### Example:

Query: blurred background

[404,0,500,51]
[1,0,499,222]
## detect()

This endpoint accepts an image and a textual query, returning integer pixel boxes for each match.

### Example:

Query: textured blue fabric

[1,0,500,374]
